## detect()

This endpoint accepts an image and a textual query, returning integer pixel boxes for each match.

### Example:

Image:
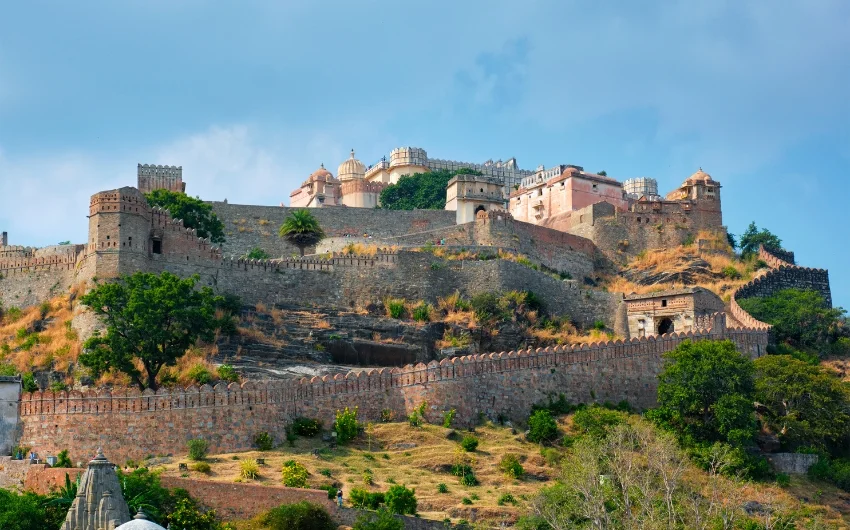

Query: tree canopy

[738,221,781,259]
[754,355,850,452]
[80,272,235,390]
[653,339,756,446]
[145,189,226,244]
[738,288,846,353]
[278,209,326,256]
[379,168,482,210]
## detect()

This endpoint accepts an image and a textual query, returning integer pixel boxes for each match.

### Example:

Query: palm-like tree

[278,209,326,256]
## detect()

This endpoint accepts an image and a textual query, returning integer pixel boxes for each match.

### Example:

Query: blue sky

[0,1,848,308]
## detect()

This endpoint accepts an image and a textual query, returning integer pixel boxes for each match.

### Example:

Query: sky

[0,1,848,308]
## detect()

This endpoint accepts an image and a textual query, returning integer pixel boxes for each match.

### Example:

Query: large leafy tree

[738,221,782,259]
[754,355,850,452]
[738,289,845,352]
[653,339,756,446]
[145,189,226,244]
[379,168,483,210]
[278,209,325,256]
[0,489,66,530]
[80,272,230,390]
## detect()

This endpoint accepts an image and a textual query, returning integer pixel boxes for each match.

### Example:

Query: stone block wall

[15,314,769,463]
[210,202,457,258]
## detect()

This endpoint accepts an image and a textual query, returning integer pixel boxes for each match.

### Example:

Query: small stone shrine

[61,448,132,530]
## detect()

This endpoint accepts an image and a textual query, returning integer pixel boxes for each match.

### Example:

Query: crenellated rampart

[14,313,769,462]
[730,245,832,330]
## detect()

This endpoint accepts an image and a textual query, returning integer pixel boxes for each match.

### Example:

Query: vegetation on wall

[79,272,238,390]
[379,168,482,210]
[278,209,326,257]
[144,189,226,244]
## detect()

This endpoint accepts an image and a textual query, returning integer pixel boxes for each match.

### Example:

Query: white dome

[114,510,167,530]
[337,149,367,181]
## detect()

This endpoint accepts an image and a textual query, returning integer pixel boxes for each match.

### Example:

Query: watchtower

[446,174,507,224]
[137,164,185,194]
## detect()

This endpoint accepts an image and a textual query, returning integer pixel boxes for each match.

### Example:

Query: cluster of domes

[303,150,367,184]
[685,167,714,184]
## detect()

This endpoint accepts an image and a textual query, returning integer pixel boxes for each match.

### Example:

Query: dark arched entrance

[474,205,486,215]
[657,318,674,335]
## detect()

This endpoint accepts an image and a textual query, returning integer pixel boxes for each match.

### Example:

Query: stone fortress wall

[730,245,832,328]
[0,243,83,309]
[14,313,770,463]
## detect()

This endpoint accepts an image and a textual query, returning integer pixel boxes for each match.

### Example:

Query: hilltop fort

[0,148,833,461]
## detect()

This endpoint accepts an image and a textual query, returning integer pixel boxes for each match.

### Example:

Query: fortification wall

[729,245,831,331]
[0,260,78,309]
[386,215,602,279]
[141,250,620,330]
[16,314,768,463]
[210,203,456,258]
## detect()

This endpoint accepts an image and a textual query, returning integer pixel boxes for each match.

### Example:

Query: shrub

[459,472,479,486]
[593,320,606,331]
[319,468,332,477]
[187,439,208,461]
[499,454,524,479]
[497,493,517,506]
[217,364,239,383]
[165,497,219,530]
[353,508,404,530]
[240,459,260,480]
[385,298,407,319]
[408,402,427,427]
[318,485,337,499]
[259,501,336,530]
[187,364,213,385]
[21,373,39,393]
[572,405,629,439]
[437,483,448,493]
[411,303,432,322]
[55,449,73,468]
[527,409,558,443]
[460,435,479,452]
[722,265,742,280]
[385,484,417,515]
[190,462,211,474]
[349,488,385,510]
[334,407,359,443]
[254,431,274,451]
[292,417,322,437]
[362,471,374,485]
[442,409,456,428]
[281,460,309,488]
[3,306,22,323]
[380,409,395,423]
[776,473,790,487]
[461,497,472,505]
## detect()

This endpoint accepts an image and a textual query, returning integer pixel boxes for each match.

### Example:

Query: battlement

[730,245,831,330]
[18,311,750,418]
[137,163,185,194]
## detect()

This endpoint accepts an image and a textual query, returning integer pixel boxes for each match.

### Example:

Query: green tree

[738,221,782,259]
[243,247,271,260]
[379,168,482,210]
[144,189,226,244]
[754,355,850,452]
[653,339,756,446]
[278,209,326,256]
[165,497,220,530]
[597,170,607,176]
[80,272,229,390]
[0,489,66,530]
[259,501,336,530]
[738,288,846,352]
